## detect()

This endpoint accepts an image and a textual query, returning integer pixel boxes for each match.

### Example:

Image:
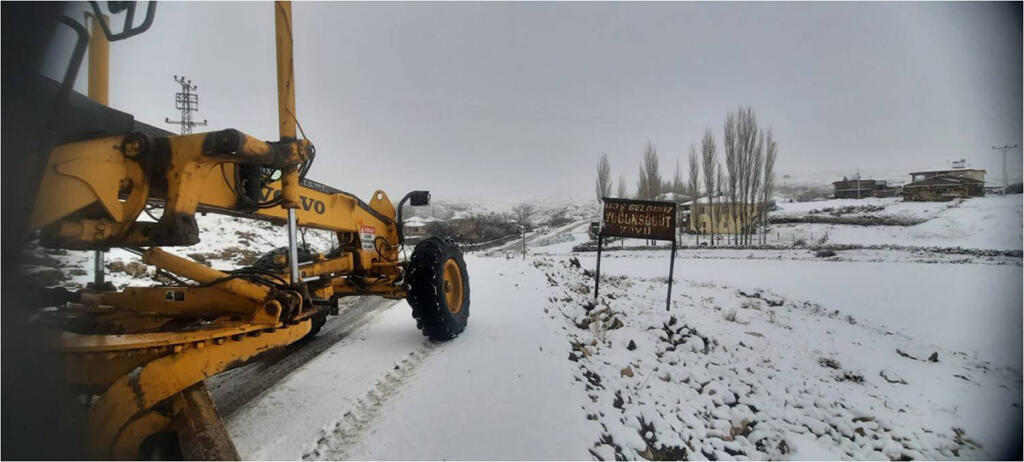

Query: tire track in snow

[208,297,396,417]
[302,342,438,460]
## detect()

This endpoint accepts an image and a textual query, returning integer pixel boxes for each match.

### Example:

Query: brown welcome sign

[602,198,676,241]
[594,198,678,311]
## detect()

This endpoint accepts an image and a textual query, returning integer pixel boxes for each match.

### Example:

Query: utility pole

[521,225,526,260]
[164,75,208,135]
[992,144,1018,195]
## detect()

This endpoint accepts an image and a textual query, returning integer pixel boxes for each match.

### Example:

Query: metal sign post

[666,224,677,311]
[594,233,603,300]
[593,198,678,311]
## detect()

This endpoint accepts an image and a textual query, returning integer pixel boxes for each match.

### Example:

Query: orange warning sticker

[360,225,376,251]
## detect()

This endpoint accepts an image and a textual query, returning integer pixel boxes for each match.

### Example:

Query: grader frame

[24,2,468,459]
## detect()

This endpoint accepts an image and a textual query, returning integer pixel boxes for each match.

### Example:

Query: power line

[164,75,208,135]
[992,144,1018,195]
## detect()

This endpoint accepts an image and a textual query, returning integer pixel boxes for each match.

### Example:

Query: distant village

[669,159,1013,239]
[401,158,1019,248]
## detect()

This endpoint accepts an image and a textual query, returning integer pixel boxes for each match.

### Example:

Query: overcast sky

[54,1,1022,202]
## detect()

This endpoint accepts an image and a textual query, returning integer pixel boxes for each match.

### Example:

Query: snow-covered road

[223,256,596,460]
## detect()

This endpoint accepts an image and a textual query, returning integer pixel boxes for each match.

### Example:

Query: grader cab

[12,1,470,458]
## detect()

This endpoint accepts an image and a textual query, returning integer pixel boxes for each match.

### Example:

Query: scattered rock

[896,349,918,360]
[106,261,126,273]
[612,391,624,409]
[124,261,148,277]
[928,352,939,363]
[836,371,865,383]
[187,253,209,265]
[620,366,634,378]
[569,257,581,268]
[627,339,637,351]
[608,317,624,330]
[818,357,841,369]
[880,369,908,385]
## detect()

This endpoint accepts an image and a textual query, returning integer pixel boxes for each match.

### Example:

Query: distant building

[832,178,899,199]
[402,216,443,243]
[682,195,764,235]
[655,192,695,237]
[903,163,986,201]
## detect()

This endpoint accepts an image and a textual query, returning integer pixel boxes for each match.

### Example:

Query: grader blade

[177,382,241,461]
[85,320,311,459]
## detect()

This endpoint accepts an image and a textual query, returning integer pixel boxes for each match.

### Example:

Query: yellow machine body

[27,2,419,459]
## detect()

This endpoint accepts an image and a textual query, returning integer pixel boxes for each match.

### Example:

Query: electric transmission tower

[164,75,208,135]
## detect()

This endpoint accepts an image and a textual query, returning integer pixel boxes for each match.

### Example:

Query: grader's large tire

[407,237,470,341]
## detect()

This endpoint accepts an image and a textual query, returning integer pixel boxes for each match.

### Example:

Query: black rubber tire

[407,236,470,341]
[305,310,328,339]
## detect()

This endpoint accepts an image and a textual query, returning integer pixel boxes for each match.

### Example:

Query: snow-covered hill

[770,195,1023,250]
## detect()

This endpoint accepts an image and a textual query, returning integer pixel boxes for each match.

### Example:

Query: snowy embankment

[540,255,1020,459]
[768,196,1022,251]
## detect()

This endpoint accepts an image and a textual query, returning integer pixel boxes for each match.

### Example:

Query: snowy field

[767,195,1022,250]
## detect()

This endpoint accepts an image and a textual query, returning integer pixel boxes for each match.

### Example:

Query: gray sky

[56,1,1022,201]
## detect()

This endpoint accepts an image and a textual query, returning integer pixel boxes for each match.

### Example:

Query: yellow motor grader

[13,1,470,459]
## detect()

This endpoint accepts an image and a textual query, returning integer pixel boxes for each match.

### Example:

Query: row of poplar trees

[594,106,778,246]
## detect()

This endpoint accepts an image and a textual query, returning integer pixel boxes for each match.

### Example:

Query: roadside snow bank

[538,255,1021,460]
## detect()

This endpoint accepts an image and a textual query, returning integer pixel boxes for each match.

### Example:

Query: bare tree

[715,165,724,244]
[512,203,536,229]
[723,112,739,245]
[595,154,612,203]
[686,146,700,244]
[672,159,685,196]
[616,175,627,198]
[700,129,717,245]
[748,131,765,245]
[761,130,777,245]
[724,107,761,245]
[636,141,662,200]
[688,145,701,201]
[738,109,756,245]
